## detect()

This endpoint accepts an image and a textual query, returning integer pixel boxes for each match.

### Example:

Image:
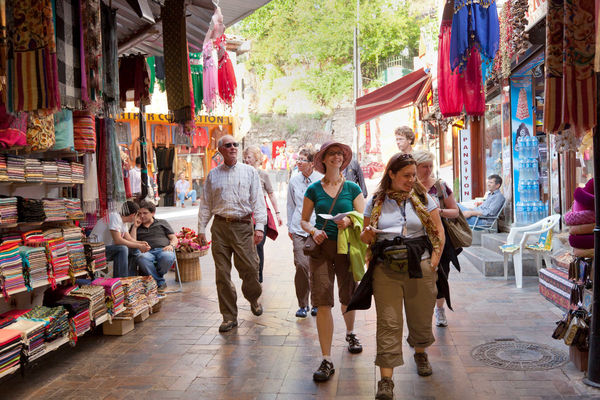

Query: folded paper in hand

[318,212,351,222]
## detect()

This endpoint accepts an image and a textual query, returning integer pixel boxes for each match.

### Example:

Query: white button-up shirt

[198,162,267,234]
[286,170,322,236]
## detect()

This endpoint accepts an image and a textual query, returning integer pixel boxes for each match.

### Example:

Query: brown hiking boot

[413,352,432,376]
[375,377,394,399]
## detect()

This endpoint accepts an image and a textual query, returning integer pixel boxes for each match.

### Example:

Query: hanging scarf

[203,41,218,112]
[190,52,203,112]
[81,0,102,111]
[55,0,83,109]
[106,118,126,211]
[101,3,119,116]
[215,35,237,107]
[368,190,442,260]
[82,153,98,214]
[96,118,108,215]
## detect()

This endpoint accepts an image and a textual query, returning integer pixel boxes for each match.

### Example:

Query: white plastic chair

[499,214,561,288]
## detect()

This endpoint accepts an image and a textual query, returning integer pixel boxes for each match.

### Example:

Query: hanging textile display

[101,3,119,116]
[215,35,237,107]
[82,153,99,213]
[73,111,96,153]
[26,114,55,152]
[5,0,60,112]
[161,0,193,124]
[81,0,102,111]
[118,55,151,108]
[55,0,84,110]
[544,0,596,136]
[0,106,27,148]
[52,109,75,151]
[450,0,500,73]
[189,53,203,113]
[95,118,125,214]
[202,7,223,113]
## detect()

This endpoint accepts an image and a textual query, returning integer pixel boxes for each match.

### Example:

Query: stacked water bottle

[515,135,547,225]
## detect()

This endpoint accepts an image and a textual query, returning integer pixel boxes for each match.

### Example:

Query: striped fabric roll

[73,111,96,153]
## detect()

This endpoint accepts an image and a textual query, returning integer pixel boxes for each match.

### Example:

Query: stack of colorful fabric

[142,276,159,307]
[6,156,25,182]
[42,228,62,240]
[70,162,84,184]
[62,227,86,275]
[42,199,67,221]
[0,243,26,296]
[84,242,107,271]
[1,233,22,246]
[19,246,49,289]
[24,159,43,182]
[22,230,45,246]
[119,277,147,318]
[0,155,8,181]
[22,306,69,342]
[64,198,84,220]
[70,285,107,322]
[16,198,45,222]
[91,278,125,316]
[56,160,72,183]
[46,238,70,281]
[0,329,22,375]
[9,319,46,361]
[0,309,30,329]
[41,161,58,182]
[56,296,91,337]
[0,197,18,224]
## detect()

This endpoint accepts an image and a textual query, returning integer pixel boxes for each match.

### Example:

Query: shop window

[484,95,502,178]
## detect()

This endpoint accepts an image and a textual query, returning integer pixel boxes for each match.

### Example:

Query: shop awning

[355,68,431,126]
[114,0,273,55]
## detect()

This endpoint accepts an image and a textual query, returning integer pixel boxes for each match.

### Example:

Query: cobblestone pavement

[2,203,600,399]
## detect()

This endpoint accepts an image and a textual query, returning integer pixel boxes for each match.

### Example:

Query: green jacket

[337,211,367,281]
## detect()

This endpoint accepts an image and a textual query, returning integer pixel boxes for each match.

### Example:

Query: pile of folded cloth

[8,318,46,361]
[84,242,107,272]
[0,309,30,329]
[70,162,84,184]
[41,161,58,182]
[64,198,84,220]
[70,285,107,322]
[0,329,22,375]
[0,243,26,296]
[22,230,46,247]
[120,277,147,318]
[19,246,49,288]
[6,155,25,182]
[91,278,125,316]
[55,296,91,338]
[0,155,7,181]
[42,228,62,240]
[22,306,69,342]
[56,160,71,183]
[142,276,159,307]
[46,238,70,281]
[24,159,43,182]
[0,197,18,224]
[16,198,46,222]
[62,227,86,275]
[1,232,21,246]
[42,199,67,221]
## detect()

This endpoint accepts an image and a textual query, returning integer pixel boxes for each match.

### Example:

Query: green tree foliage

[237,0,429,107]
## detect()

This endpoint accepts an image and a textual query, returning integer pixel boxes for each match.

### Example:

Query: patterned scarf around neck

[369,189,442,256]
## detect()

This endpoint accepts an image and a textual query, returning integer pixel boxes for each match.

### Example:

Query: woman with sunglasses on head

[301,141,365,382]
[360,152,444,400]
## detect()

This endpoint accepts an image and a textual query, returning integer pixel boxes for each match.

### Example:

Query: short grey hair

[412,150,435,165]
[217,135,235,148]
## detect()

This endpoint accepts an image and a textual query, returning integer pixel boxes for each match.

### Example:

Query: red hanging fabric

[438,20,464,117]
[215,35,237,107]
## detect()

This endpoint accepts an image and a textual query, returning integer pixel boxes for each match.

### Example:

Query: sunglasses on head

[398,153,413,160]
[222,142,239,148]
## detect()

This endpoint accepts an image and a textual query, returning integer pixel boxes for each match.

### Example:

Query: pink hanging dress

[202,41,218,112]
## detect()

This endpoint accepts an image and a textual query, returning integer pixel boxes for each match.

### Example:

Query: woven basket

[176,251,203,282]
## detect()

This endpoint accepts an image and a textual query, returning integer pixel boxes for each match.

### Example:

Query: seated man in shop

[90,201,151,278]
[459,174,506,227]
[175,172,197,208]
[130,200,178,290]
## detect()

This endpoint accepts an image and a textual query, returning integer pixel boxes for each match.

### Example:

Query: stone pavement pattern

[2,205,600,399]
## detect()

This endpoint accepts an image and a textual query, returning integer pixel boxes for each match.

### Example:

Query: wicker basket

[175,251,203,282]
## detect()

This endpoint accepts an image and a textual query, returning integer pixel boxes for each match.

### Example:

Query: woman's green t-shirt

[304,180,362,240]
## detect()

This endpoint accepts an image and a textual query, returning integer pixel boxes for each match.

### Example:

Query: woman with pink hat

[301,141,365,382]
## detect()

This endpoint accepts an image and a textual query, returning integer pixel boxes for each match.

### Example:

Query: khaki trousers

[373,258,437,368]
[309,239,357,307]
[291,233,311,308]
[211,218,262,321]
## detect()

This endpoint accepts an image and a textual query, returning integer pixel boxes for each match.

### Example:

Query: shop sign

[117,113,231,125]
[459,130,472,201]
[526,0,547,31]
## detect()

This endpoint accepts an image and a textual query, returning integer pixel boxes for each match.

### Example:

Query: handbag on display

[303,184,343,257]
[435,180,472,248]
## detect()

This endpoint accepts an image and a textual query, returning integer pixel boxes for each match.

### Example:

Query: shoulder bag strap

[322,182,344,231]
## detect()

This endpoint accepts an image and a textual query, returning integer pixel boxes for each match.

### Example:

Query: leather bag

[435,181,472,248]
[303,184,343,257]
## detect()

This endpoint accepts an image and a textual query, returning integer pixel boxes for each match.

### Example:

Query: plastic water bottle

[532,180,539,201]
[522,136,530,158]
[526,201,535,224]
[521,161,529,180]
[517,136,526,157]
[516,202,525,223]
[531,136,538,159]
[532,160,539,179]
[532,201,540,222]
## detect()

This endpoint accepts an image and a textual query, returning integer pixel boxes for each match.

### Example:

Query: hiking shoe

[218,320,238,332]
[346,333,363,354]
[414,352,432,376]
[375,377,394,400]
[250,301,263,316]
[157,282,167,292]
[311,306,318,316]
[313,359,335,382]
[295,307,308,318]
[435,307,448,327]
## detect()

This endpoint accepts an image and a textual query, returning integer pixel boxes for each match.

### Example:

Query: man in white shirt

[90,201,151,277]
[175,172,197,208]
[129,157,142,196]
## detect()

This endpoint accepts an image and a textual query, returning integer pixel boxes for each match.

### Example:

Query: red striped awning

[355,68,431,126]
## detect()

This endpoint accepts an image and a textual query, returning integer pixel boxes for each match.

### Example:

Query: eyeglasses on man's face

[297,158,309,163]
[222,142,239,148]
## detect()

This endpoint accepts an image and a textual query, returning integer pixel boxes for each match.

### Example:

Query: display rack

[0,271,91,299]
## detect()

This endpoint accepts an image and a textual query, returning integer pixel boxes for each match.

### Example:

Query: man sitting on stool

[459,174,506,227]
[131,200,178,291]
[175,172,197,208]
